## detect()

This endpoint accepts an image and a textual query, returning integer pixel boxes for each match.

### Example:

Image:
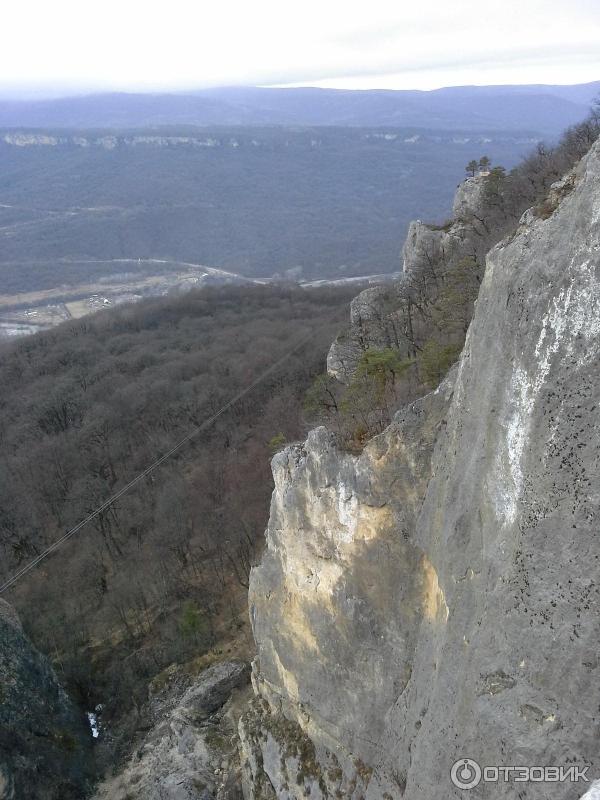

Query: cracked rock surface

[92,660,251,800]
[241,139,600,798]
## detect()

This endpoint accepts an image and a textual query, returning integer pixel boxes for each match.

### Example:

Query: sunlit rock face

[240,378,454,799]
[241,137,600,799]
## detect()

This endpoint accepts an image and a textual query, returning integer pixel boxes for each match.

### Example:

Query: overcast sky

[1,0,600,97]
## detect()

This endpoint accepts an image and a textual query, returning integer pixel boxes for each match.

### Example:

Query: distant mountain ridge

[0,81,598,134]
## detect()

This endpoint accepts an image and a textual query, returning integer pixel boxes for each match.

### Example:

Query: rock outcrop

[326,285,399,381]
[92,660,251,800]
[327,175,496,383]
[241,137,600,799]
[451,174,488,218]
[0,599,94,799]
[239,378,454,799]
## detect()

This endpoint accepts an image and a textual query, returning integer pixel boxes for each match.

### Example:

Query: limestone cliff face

[0,599,94,799]
[451,174,488,219]
[241,137,600,799]
[240,380,453,799]
[401,176,491,272]
[327,175,494,383]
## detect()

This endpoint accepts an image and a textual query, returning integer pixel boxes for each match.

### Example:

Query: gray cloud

[255,42,600,89]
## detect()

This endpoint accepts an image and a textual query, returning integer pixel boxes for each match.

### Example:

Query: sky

[1,0,599,97]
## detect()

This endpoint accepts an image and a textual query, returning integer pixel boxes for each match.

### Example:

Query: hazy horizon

[2,0,600,100]
[0,77,598,103]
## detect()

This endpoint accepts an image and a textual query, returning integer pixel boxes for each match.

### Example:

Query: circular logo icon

[451,758,482,790]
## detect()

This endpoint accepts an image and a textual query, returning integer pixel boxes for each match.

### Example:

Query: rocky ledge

[92,660,251,800]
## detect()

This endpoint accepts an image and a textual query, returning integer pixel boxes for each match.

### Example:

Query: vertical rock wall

[241,139,600,799]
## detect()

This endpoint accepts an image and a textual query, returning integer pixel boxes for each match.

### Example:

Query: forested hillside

[0,284,355,756]
[0,126,537,289]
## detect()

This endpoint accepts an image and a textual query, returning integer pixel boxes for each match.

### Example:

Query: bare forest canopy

[0,126,550,288]
[0,283,356,756]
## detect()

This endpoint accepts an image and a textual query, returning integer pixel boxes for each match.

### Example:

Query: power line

[0,322,329,595]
